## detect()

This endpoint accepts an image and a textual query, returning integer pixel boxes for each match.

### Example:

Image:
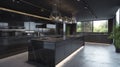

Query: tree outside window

[93,20,108,32]
[77,22,82,32]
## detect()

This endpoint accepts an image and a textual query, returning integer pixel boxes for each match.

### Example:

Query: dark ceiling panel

[0,0,120,21]
[79,0,120,21]
[0,0,50,17]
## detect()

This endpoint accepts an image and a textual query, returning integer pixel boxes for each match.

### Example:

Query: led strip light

[56,46,84,67]
[0,7,52,21]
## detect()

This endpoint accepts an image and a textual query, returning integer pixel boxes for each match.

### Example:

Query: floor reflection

[61,42,120,67]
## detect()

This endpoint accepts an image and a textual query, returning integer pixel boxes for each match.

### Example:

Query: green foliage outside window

[76,20,108,33]
[93,20,108,32]
[77,22,82,32]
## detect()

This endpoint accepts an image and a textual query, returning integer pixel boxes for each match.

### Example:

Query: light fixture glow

[59,19,63,22]
[65,20,68,23]
[25,31,35,33]
[77,0,80,1]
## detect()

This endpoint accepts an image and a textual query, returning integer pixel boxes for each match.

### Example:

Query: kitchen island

[28,35,84,67]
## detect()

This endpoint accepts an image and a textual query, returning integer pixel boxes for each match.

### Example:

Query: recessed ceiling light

[12,0,15,2]
[54,4,57,6]
[16,1,20,3]
[41,9,44,12]
[84,7,88,9]
[77,0,80,2]
[12,0,20,3]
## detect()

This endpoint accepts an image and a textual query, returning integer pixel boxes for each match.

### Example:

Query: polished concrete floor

[61,42,120,67]
[0,52,48,67]
[0,42,120,67]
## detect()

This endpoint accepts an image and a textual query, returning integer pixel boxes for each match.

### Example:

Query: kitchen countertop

[31,35,84,43]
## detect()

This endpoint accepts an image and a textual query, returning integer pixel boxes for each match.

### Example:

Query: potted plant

[109,25,120,53]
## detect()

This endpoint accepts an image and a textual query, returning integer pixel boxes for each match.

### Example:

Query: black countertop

[31,35,83,43]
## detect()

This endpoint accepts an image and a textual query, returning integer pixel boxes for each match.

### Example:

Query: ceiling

[0,0,120,21]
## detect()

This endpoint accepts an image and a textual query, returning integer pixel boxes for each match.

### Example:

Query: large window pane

[77,22,82,32]
[83,21,93,32]
[93,20,108,32]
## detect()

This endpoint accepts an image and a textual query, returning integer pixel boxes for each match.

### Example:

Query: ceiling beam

[0,7,52,21]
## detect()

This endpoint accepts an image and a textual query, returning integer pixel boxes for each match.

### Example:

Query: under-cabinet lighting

[25,31,35,33]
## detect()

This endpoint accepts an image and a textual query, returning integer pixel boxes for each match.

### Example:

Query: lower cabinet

[28,36,84,67]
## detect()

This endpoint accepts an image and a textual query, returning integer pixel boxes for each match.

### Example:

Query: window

[116,8,120,25]
[77,22,82,32]
[77,20,108,33]
[93,20,108,32]
[83,21,93,32]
